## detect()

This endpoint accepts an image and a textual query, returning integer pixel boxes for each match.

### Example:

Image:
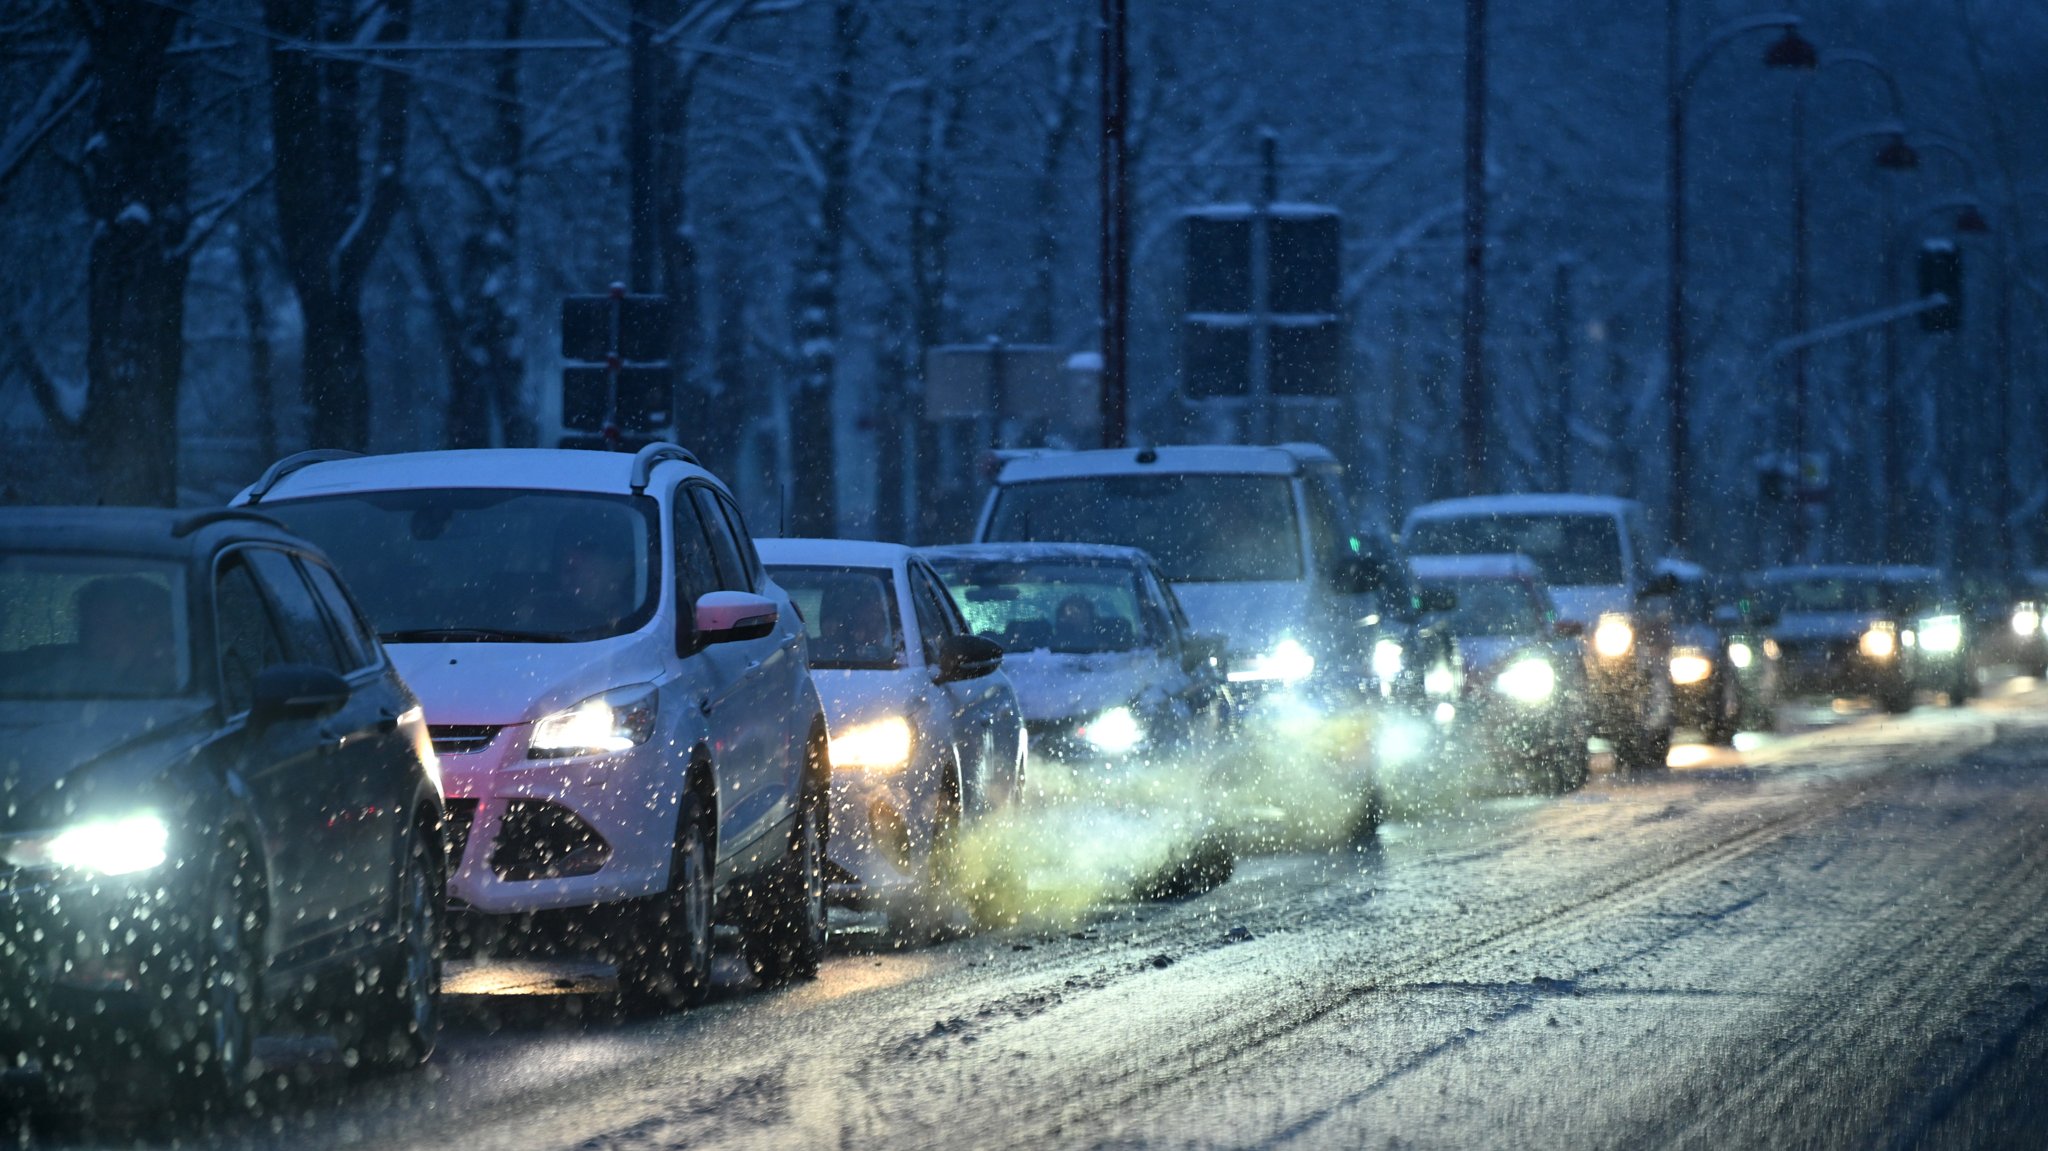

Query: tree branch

[4,318,85,439]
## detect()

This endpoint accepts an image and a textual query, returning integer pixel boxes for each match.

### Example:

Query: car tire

[1879,683,1914,714]
[618,791,715,1014]
[891,766,964,944]
[1543,743,1590,794]
[746,733,828,986]
[346,822,443,1072]
[164,841,262,1115]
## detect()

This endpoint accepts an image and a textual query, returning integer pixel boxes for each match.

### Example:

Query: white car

[234,443,830,1009]
[757,539,1025,924]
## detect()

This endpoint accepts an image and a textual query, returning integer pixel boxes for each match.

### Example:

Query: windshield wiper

[378,627,571,644]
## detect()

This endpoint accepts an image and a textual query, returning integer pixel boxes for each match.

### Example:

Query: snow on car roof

[1404,492,1641,523]
[1656,557,1707,582]
[1756,564,1947,585]
[995,444,1316,482]
[243,448,719,502]
[758,537,910,570]
[1408,554,1543,583]
[921,541,1156,568]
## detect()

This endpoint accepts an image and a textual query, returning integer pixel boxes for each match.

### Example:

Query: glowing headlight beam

[1371,639,1406,684]
[2012,607,2042,637]
[1593,614,1635,660]
[1494,657,1557,704]
[528,685,658,759]
[1918,614,1964,655]
[1079,706,1145,754]
[829,716,914,771]
[1668,650,1714,686]
[1728,642,1754,670]
[1227,638,1317,684]
[1859,624,1898,661]
[5,814,171,876]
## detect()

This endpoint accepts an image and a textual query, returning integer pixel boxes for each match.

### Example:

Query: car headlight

[1918,614,1964,655]
[1079,706,1145,754]
[528,685,658,759]
[1859,624,1898,661]
[1423,664,1457,697]
[3,813,170,876]
[1227,638,1316,684]
[1493,657,1556,704]
[1371,639,1406,684]
[1669,648,1714,686]
[1728,641,1754,670]
[1593,614,1634,660]
[2012,606,2042,637]
[830,716,914,771]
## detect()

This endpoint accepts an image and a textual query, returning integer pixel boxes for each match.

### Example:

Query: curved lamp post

[1666,10,1815,553]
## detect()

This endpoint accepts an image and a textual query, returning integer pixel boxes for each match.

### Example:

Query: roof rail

[172,508,284,538]
[629,442,700,493]
[244,449,363,505]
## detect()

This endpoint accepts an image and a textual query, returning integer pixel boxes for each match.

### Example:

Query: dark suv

[0,508,446,1111]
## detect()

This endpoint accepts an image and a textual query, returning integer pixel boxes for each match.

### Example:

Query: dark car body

[1663,561,1780,743]
[0,508,445,1102]
[1756,565,1970,712]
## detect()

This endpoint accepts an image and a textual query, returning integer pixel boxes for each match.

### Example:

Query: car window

[1404,513,1623,586]
[300,557,379,672]
[985,474,1304,583]
[690,487,750,593]
[215,555,291,715]
[0,553,192,700]
[766,565,904,670]
[244,548,345,672]
[1302,476,1349,581]
[712,491,766,591]
[672,500,722,643]
[908,567,954,665]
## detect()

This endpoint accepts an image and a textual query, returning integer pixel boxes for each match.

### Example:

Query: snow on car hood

[389,638,664,726]
[806,667,921,734]
[1773,612,1887,643]
[1546,585,1632,627]
[1169,581,1311,657]
[999,649,1167,723]
[1453,635,1537,683]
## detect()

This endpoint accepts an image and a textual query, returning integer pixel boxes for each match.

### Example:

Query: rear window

[984,474,1302,583]
[1404,513,1623,586]
[768,566,904,671]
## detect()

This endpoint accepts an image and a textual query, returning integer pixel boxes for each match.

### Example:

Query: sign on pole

[559,284,673,446]
[1181,204,1344,402]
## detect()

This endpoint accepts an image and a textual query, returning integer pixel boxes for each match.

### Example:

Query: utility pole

[1097,0,1130,449]
[1459,0,1489,496]
[627,0,657,293]
[1246,131,1277,445]
[1664,0,1689,548]
[1550,257,1576,491]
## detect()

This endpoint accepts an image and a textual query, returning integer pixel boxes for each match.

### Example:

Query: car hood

[806,668,922,733]
[999,649,1166,723]
[1773,612,1885,643]
[0,698,216,831]
[1170,581,1313,657]
[389,638,666,726]
[1453,635,1544,682]
[1547,585,1632,627]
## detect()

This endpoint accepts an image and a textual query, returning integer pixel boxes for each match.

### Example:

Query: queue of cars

[4,437,2025,1113]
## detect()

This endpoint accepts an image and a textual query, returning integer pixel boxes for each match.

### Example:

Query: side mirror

[249,664,351,722]
[1637,571,1682,601]
[935,633,1004,682]
[1553,619,1585,639]
[694,590,778,646]
[1417,585,1458,614]
[1332,553,1386,596]
[1183,633,1228,675]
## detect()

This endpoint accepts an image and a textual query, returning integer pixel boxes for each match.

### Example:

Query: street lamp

[1665,7,1815,554]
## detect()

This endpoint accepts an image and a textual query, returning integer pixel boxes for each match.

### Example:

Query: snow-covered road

[33,688,2048,1150]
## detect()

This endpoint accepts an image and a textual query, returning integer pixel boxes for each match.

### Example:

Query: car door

[683,484,789,856]
[299,553,418,932]
[706,487,807,772]
[213,550,354,963]
[241,547,394,947]
[908,562,1006,813]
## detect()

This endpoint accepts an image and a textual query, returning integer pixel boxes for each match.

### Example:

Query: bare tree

[263,0,413,452]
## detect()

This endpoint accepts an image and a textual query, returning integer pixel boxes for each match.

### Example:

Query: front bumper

[825,756,943,910]
[434,723,682,916]
[1775,640,1907,698]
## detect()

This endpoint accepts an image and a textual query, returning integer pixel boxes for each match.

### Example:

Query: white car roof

[240,448,722,502]
[758,537,911,570]
[1756,564,1945,585]
[921,541,1157,568]
[1409,554,1543,583]
[995,444,1321,483]
[1656,557,1707,582]
[1404,493,1641,524]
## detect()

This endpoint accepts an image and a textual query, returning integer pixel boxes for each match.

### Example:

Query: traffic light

[1918,241,1963,333]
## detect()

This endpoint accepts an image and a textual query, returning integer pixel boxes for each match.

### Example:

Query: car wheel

[346,822,443,1072]
[891,766,964,944]
[1879,683,1915,714]
[746,733,827,986]
[1613,724,1671,774]
[618,792,714,1013]
[165,843,261,1114]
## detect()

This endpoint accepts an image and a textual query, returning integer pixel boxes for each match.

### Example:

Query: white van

[973,444,1407,702]
[235,444,830,1008]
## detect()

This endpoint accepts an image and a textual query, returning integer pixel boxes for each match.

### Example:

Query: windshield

[768,566,904,671]
[1763,575,1900,614]
[0,553,192,699]
[1432,578,1547,637]
[265,489,660,643]
[985,474,1302,583]
[1404,513,1622,585]
[928,559,1157,654]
